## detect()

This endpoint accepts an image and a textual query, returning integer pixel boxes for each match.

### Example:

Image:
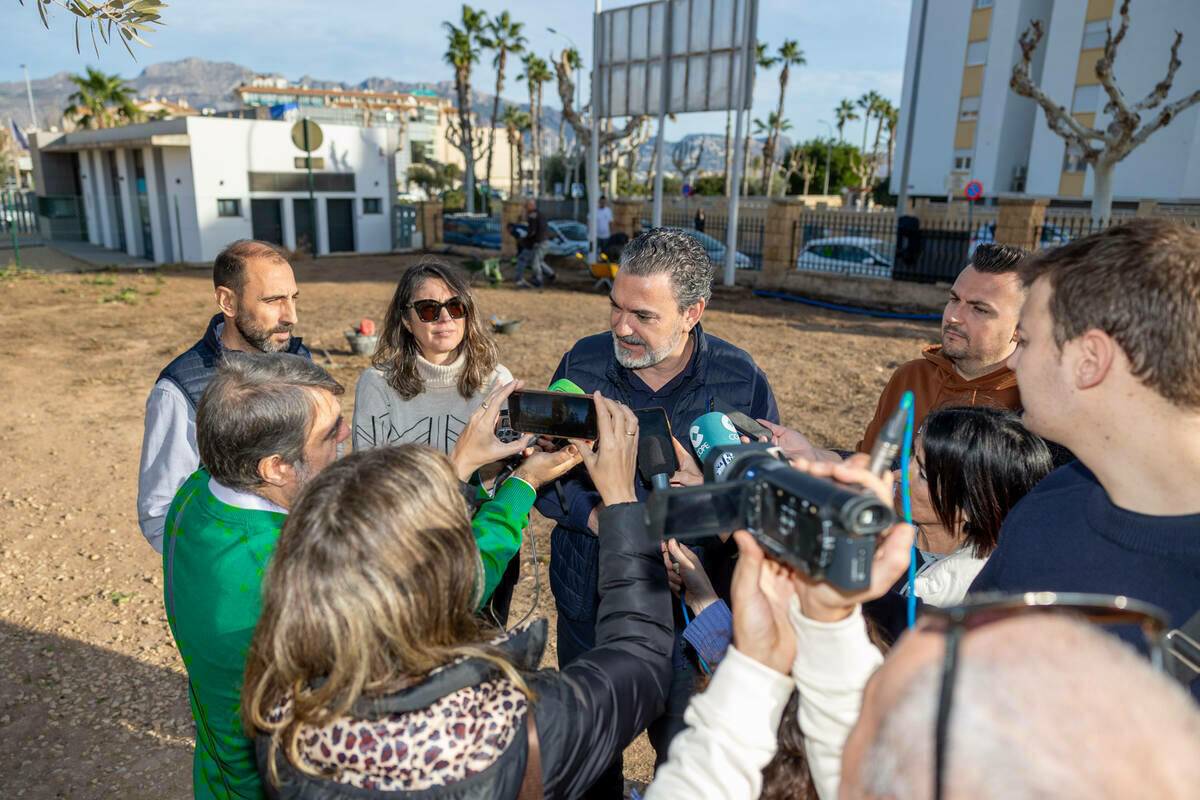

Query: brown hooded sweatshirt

[857,345,1021,452]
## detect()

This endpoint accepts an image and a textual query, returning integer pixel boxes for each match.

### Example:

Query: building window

[966,40,988,66]
[953,150,973,172]
[217,199,241,217]
[1073,84,1101,113]
[959,96,981,121]
[974,0,993,8]
[1063,146,1086,174]
[1082,20,1108,50]
[363,198,382,214]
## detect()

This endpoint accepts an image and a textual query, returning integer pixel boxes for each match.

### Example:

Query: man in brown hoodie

[762,243,1028,458]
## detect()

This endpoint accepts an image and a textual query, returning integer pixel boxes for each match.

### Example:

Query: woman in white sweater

[902,405,1053,606]
[353,261,512,455]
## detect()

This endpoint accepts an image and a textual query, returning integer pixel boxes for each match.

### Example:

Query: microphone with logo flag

[689,412,742,478]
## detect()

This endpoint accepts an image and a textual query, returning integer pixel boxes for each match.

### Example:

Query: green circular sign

[291,119,324,152]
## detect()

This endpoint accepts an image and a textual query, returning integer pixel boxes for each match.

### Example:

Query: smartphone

[645,481,755,540]
[508,389,599,440]
[634,407,680,472]
[710,397,772,441]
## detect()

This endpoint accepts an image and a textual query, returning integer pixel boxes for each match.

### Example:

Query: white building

[31,115,397,263]
[892,0,1200,204]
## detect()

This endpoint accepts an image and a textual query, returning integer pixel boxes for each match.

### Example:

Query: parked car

[967,221,1072,258]
[639,221,755,268]
[797,236,894,278]
[443,214,502,249]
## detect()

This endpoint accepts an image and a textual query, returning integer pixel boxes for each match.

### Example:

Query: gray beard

[612,323,683,369]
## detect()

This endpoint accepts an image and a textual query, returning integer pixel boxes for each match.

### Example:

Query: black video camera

[645,443,896,591]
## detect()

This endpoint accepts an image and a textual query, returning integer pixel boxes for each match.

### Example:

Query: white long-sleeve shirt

[645,603,884,800]
[137,379,198,553]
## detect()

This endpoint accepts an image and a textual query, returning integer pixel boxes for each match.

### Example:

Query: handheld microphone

[689,412,741,465]
[638,434,674,490]
[866,392,914,477]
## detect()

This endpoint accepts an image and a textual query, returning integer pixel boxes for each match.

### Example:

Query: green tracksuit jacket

[163,468,533,799]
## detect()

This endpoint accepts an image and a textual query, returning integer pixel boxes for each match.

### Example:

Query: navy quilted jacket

[535,322,779,622]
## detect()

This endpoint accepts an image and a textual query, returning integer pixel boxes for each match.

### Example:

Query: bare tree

[1011,0,1200,221]
[782,146,818,196]
[552,50,646,165]
[617,118,652,198]
[672,137,704,188]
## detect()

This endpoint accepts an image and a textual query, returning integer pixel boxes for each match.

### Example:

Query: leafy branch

[19,0,167,59]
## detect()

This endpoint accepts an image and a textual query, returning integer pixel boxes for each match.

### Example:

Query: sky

[2,0,910,145]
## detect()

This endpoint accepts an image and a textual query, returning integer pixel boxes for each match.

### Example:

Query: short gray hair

[619,227,713,309]
[860,614,1200,799]
[197,352,344,490]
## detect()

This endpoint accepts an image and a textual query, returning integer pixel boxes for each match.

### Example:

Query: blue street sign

[681,183,693,197]
[964,181,983,199]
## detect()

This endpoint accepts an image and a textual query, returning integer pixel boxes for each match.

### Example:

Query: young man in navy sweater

[971,219,1200,698]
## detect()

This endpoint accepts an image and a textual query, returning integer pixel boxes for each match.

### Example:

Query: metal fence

[536,198,588,223]
[1,190,40,237]
[661,210,765,270]
[792,211,977,284]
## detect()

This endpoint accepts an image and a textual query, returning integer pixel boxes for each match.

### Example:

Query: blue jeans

[516,242,551,284]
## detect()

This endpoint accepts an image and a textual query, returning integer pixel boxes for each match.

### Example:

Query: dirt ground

[0,251,939,798]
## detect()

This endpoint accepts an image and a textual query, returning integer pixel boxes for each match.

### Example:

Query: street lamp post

[20,64,38,130]
[817,119,833,197]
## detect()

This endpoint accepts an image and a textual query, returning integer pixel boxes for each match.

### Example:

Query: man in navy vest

[136,239,310,553]
[536,226,779,796]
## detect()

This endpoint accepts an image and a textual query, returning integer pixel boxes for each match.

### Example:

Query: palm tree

[479,11,526,208]
[883,102,900,180]
[514,109,532,195]
[518,53,552,197]
[443,5,486,213]
[753,113,792,195]
[65,66,141,130]
[763,40,805,193]
[743,41,778,195]
[835,98,858,143]
[500,104,523,195]
[856,90,883,165]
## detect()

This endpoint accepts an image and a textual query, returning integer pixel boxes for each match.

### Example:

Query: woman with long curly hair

[353,260,510,455]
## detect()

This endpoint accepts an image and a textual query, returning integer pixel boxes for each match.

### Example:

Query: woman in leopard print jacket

[242,396,674,799]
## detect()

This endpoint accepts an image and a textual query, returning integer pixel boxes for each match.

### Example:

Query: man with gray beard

[136,240,311,553]
[536,226,778,798]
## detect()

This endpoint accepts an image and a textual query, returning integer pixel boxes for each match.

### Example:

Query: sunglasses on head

[407,297,467,323]
[920,591,1171,800]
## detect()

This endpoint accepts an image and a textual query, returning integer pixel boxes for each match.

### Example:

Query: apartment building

[892,0,1200,204]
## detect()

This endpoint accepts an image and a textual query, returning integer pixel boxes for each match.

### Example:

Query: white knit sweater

[351,353,512,455]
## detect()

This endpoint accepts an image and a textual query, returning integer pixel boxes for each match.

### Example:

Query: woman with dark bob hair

[353,260,509,454]
[242,394,673,799]
[903,404,1054,606]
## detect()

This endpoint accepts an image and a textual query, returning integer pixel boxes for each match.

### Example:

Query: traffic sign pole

[303,119,317,260]
[963,181,984,244]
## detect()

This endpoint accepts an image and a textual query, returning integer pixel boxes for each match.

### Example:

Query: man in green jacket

[164,354,578,799]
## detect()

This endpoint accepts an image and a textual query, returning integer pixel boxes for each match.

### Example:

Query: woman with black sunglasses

[353,260,511,455]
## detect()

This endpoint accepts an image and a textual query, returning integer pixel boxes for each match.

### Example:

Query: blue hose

[752,289,941,321]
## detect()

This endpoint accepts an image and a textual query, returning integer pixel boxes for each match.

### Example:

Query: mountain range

[1,57,770,176]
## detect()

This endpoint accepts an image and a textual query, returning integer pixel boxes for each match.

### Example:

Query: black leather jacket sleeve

[529,502,674,799]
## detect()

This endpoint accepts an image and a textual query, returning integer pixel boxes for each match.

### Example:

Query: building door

[251,199,284,245]
[394,203,415,249]
[293,198,315,254]
[326,198,355,252]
